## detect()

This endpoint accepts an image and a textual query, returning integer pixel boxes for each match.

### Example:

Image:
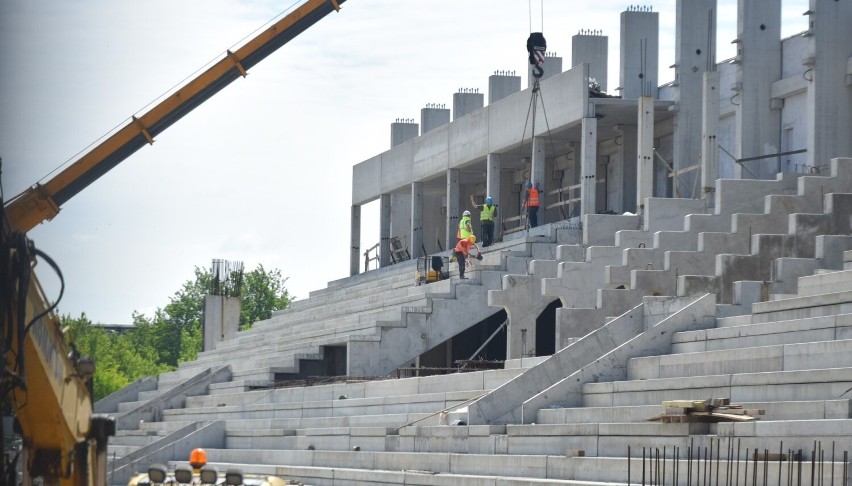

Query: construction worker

[523,181,541,228]
[458,210,473,241]
[454,235,481,280]
[470,195,498,247]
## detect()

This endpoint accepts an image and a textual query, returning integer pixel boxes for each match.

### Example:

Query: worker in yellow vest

[458,210,473,241]
[470,195,498,247]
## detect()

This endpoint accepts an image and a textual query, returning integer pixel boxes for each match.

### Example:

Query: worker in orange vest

[523,181,541,228]
[454,235,481,280]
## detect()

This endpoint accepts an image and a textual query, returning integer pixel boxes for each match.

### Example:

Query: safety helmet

[468,235,476,243]
[462,210,471,216]
[525,181,532,188]
[485,196,493,205]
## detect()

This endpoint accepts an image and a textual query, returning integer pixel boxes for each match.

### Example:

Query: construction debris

[648,398,765,423]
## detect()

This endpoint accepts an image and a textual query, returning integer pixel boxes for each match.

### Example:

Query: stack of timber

[649,398,765,423]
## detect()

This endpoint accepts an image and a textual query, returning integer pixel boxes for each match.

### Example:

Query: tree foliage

[62,264,292,401]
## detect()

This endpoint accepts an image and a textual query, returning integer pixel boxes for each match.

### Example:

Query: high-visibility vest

[458,216,473,239]
[527,188,540,207]
[481,204,496,221]
[454,238,471,256]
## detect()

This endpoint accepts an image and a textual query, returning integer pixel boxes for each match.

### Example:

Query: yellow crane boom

[5,0,344,234]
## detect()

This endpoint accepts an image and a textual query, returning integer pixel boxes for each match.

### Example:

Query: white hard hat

[462,210,471,216]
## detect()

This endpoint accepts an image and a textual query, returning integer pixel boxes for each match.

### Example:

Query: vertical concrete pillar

[580,117,598,218]
[674,0,716,194]
[391,120,419,148]
[805,0,852,168]
[202,295,240,352]
[488,73,522,104]
[701,71,721,197]
[379,194,391,268]
[350,204,360,276]
[532,135,546,223]
[411,182,423,259]
[421,106,450,135]
[487,153,502,240]
[446,169,460,250]
[572,33,608,92]
[453,90,484,120]
[734,0,781,180]
[637,96,655,215]
[618,127,638,214]
[620,8,660,99]
[486,154,502,199]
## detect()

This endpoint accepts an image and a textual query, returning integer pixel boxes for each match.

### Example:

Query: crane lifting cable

[518,30,560,229]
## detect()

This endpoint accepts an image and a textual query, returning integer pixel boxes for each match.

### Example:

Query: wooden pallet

[648,398,765,423]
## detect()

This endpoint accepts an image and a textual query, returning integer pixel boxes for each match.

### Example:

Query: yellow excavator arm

[2,1,346,484]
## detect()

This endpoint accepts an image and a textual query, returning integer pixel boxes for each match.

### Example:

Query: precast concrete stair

[545,159,852,342]
[165,269,852,485]
[346,225,583,376]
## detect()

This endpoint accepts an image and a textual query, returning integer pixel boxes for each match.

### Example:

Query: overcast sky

[0,0,807,324]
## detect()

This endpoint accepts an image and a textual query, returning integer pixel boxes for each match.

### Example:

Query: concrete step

[672,313,852,353]
[627,338,852,380]
[536,399,851,424]
[163,389,484,422]
[582,366,852,408]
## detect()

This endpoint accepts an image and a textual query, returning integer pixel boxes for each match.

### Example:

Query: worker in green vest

[458,210,473,241]
[470,195,498,247]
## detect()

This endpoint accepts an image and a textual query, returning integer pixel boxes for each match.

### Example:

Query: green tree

[62,313,170,401]
[239,265,293,329]
[64,263,292,399]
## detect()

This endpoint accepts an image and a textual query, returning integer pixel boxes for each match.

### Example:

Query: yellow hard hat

[468,235,476,243]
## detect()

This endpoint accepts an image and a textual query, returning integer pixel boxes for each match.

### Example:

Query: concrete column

[734,0,781,180]
[572,33,608,92]
[379,194,391,268]
[637,96,655,215]
[532,135,546,222]
[421,106,450,135]
[806,0,852,168]
[453,90,484,120]
[446,169,460,250]
[488,72,522,104]
[487,153,502,240]
[486,154,502,199]
[391,120,419,148]
[674,0,716,195]
[202,295,240,352]
[701,71,721,197]
[618,126,639,214]
[411,182,423,259]
[580,117,598,218]
[620,8,659,99]
[350,204,360,276]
